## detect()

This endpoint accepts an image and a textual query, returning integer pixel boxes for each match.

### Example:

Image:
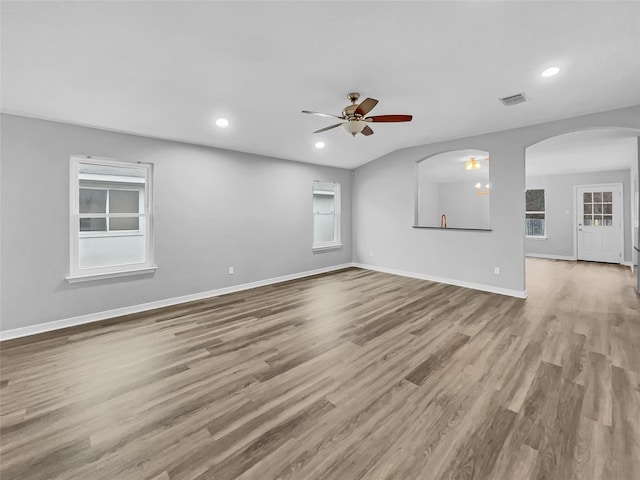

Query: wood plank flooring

[1,259,639,479]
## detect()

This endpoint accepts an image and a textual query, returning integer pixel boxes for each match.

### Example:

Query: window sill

[312,243,343,252]
[526,236,548,240]
[66,266,157,283]
[80,231,144,238]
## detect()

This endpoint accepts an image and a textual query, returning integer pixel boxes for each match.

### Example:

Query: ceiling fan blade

[360,125,374,136]
[355,98,379,117]
[302,110,344,120]
[313,122,344,134]
[366,114,413,122]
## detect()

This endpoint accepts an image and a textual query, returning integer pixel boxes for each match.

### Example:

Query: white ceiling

[526,129,638,176]
[2,1,639,169]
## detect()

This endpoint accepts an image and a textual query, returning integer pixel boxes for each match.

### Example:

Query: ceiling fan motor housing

[342,104,360,119]
[343,92,363,119]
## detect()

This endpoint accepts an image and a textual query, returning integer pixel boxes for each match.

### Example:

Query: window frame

[68,156,156,283]
[525,188,546,238]
[312,181,342,251]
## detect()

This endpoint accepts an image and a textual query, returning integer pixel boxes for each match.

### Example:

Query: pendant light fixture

[465,157,481,170]
[475,182,490,195]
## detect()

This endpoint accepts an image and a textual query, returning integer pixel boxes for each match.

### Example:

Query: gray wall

[0,114,352,331]
[525,170,632,261]
[417,178,439,226]
[353,106,640,295]
[438,181,490,230]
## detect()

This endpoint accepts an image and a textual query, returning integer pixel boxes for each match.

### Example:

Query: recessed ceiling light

[315,141,325,149]
[215,118,229,128]
[541,67,560,78]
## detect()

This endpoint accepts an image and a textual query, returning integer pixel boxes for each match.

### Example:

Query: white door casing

[576,184,623,264]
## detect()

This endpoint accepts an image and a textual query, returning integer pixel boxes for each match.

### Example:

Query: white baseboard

[526,254,634,269]
[526,253,576,261]
[0,263,354,341]
[353,263,528,299]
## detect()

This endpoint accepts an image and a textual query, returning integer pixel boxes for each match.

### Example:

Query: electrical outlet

[370,250,374,257]
[228,266,234,275]
[494,267,500,275]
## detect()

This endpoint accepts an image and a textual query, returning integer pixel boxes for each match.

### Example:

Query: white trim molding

[525,253,576,261]
[526,254,634,269]
[66,266,157,283]
[353,263,528,299]
[312,244,343,252]
[0,263,353,341]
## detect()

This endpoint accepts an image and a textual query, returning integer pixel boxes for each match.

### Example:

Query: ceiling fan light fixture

[465,157,481,170]
[303,93,412,136]
[342,120,367,136]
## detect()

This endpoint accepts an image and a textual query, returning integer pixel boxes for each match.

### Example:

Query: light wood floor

[1,259,639,480]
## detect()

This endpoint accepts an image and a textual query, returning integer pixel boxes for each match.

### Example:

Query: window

[79,188,142,232]
[312,181,341,250]
[525,189,546,237]
[583,191,613,227]
[68,156,155,282]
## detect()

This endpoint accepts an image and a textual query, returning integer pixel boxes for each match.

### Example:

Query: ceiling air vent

[499,92,527,106]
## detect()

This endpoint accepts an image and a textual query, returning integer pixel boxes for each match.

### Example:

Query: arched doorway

[415,149,491,230]
[524,127,640,293]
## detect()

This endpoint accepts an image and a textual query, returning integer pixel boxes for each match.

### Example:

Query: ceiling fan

[302,92,412,137]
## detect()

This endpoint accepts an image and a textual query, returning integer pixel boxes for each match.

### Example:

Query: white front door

[577,184,623,264]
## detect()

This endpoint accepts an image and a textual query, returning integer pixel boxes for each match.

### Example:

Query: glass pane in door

[583,190,615,228]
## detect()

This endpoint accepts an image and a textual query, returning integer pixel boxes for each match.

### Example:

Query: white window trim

[66,266,157,284]
[68,156,156,282]
[525,189,546,238]
[312,181,342,251]
[312,243,343,252]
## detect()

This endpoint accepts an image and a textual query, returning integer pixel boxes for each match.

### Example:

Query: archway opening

[524,127,639,295]
[416,149,491,230]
